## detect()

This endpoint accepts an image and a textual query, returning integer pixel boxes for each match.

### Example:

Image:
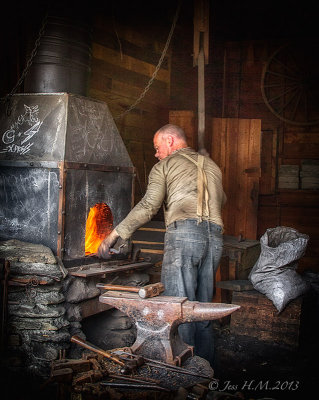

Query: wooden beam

[198,45,205,152]
[193,0,209,66]
[193,0,210,153]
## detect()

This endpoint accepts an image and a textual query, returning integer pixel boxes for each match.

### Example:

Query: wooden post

[193,0,209,154]
[193,0,209,66]
[198,43,206,153]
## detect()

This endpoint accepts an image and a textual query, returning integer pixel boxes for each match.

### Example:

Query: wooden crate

[230,290,303,347]
[214,235,260,302]
[222,235,260,280]
[300,160,319,189]
[278,164,300,189]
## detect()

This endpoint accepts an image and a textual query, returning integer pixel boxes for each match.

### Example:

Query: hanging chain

[1,13,48,115]
[114,0,182,120]
[1,1,182,118]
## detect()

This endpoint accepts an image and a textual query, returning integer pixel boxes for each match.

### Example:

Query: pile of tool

[48,336,213,399]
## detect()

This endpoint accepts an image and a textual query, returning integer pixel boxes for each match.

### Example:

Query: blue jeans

[161,219,223,366]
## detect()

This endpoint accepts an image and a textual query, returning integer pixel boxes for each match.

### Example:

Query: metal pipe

[70,335,125,367]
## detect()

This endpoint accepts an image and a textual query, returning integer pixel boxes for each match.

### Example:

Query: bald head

[153,124,188,160]
[156,124,188,142]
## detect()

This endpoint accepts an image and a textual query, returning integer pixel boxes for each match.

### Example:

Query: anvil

[99,291,240,365]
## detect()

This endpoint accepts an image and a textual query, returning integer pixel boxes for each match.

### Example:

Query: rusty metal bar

[70,335,126,367]
[0,160,59,168]
[0,259,10,353]
[107,373,160,385]
[114,350,215,380]
[57,161,66,259]
[64,161,135,174]
[100,381,170,392]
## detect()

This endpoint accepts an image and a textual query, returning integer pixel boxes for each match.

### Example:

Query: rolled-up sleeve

[115,163,166,240]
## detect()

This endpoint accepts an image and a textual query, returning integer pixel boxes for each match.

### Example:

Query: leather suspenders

[180,153,209,222]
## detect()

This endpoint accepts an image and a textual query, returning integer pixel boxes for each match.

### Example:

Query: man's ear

[167,135,174,146]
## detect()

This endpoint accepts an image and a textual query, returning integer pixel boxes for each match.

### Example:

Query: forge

[0,92,134,265]
[0,93,155,379]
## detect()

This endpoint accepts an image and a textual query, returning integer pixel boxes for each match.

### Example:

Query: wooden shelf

[69,261,153,278]
[276,189,319,193]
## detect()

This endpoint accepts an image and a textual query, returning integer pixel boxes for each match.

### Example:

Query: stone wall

[0,240,148,377]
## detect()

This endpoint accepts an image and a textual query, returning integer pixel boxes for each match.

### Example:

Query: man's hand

[98,229,119,259]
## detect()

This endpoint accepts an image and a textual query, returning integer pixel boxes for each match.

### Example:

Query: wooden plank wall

[88,14,171,203]
[168,113,261,240]
[211,118,261,240]
[208,40,319,272]
[258,129,319,271]
[169,110,198,150]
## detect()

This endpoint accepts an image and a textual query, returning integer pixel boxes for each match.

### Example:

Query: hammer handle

[70,335,125,367]
[96,284,139,293]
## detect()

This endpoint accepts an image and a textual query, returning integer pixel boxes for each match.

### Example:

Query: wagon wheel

[261,41,319,126]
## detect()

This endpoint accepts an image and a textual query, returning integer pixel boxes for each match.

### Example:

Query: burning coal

[85,203,113,255]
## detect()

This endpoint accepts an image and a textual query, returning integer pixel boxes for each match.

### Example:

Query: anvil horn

[181,302,240,323]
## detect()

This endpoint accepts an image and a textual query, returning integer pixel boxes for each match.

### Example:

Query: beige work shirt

[115,147,226,240]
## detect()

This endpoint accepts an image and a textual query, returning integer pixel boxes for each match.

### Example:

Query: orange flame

[85,203,113,255]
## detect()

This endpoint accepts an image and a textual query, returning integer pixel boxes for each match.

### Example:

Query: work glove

[97,230,131,259]
[97,230,119,259]
[110,236,132,256]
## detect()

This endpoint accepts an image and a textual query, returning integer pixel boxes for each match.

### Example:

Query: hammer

[96,282,164,299]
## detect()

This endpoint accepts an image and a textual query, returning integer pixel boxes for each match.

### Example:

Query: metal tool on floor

[99,291,240,365]
[70,335,144,375]
[99,381,170,392]
[113,349,216,380]
[70,336,215,381]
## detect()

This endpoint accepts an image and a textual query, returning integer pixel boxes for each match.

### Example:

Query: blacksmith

[98,123,226,366]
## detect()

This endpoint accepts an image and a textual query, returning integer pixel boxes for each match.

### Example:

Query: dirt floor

[3,328,317,400]
[211,291,319,400]
[2,290,318,400]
